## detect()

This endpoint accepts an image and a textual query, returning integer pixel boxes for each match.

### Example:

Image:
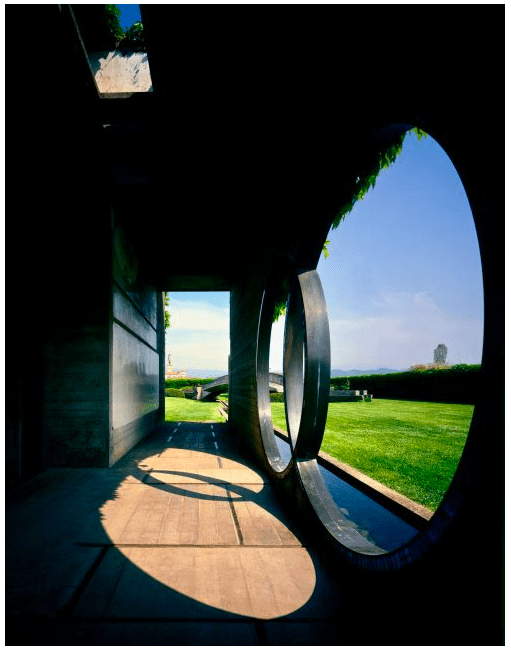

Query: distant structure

[433,344,448,365]
[165,351,188,379]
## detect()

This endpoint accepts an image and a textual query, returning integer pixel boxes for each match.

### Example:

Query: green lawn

[165,397,226,423]
[270,399,473,510]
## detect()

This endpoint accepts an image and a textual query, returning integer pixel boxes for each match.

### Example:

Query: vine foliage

[333,127,427,230]
[272,127,427,322]
[164,293,170,329]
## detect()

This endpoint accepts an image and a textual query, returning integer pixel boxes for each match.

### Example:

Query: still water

[274,434,418,552]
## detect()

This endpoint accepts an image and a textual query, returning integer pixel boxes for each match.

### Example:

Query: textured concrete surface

[88,50,153,93]
[110,274,161,467]
[6,421,343,645]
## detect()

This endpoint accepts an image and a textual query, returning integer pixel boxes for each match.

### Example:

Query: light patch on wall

[90,51,153,93]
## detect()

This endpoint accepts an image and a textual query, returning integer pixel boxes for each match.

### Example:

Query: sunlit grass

[270,399,473,510]
[165,397,226,423]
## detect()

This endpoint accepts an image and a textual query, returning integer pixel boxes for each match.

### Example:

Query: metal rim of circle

[257,268,396,557]
[256,268,331,470]
[283,272,389,555]
[256,267,331,474]
[256,269,292,475]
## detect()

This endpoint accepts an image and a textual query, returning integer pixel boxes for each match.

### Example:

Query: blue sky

[166,131,484,374]
[117,4,141,29]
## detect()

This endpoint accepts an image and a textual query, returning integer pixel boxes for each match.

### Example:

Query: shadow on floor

[6,421,346,645]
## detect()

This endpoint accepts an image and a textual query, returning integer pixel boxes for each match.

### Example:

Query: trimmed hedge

[270,392,285,402]
[165,388,185,398]
[331,364,481,404]
[165,378,215,389]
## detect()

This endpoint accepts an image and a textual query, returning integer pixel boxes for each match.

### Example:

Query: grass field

[271,399,473,510]
[165,397,226,423]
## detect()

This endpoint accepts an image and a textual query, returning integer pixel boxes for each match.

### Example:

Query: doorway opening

[164,292,230,424]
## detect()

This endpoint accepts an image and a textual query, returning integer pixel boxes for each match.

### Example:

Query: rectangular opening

[72,4,153,94]
[164,292,230,422]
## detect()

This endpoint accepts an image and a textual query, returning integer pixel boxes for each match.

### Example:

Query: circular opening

[302,126,484,561]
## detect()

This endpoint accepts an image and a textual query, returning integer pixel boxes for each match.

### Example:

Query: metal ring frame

[256,273,291,475]
[257,268,390,556]
[284,271,330,460]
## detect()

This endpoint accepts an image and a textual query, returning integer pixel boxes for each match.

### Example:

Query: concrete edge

[272,425,433,530]
[218,407,229,421]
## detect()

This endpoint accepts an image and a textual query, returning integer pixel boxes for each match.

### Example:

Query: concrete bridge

[199,373,284,400]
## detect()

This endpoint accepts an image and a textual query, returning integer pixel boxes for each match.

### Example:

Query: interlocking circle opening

[283,271,330,459]
[256,269,331,471]
[257,268,390,556]
[256,269,291,475]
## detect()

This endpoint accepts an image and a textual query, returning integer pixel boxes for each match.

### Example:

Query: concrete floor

[6,421,345,645]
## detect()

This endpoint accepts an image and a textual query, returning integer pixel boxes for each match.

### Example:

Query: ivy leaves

[165,293,171,329]
[270,127,428,323]
[332,127,427,232]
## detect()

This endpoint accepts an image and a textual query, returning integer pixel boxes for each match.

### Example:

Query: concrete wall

[110,225,163,466]
[39,220,112,468]
[42,320,110,468]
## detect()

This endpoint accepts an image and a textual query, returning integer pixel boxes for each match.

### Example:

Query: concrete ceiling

[67,5,501,291]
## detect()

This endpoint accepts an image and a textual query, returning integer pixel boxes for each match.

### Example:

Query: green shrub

[165,388,185,398]
[331,377,350,390]
[270,392,285,402]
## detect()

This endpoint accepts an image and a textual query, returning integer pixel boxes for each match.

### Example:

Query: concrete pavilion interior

[5,5,504,646]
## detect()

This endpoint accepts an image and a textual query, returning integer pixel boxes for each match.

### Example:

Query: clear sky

[165,131,484,375]
[117,4,141,29]
[165,293,230,376]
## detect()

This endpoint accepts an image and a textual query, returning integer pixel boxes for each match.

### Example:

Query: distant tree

[122,20,145,51]
[104,4,124,47]
[104,6,146,52]
[433,344,448,365]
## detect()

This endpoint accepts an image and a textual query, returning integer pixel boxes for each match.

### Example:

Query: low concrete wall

[329,389,372,402]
